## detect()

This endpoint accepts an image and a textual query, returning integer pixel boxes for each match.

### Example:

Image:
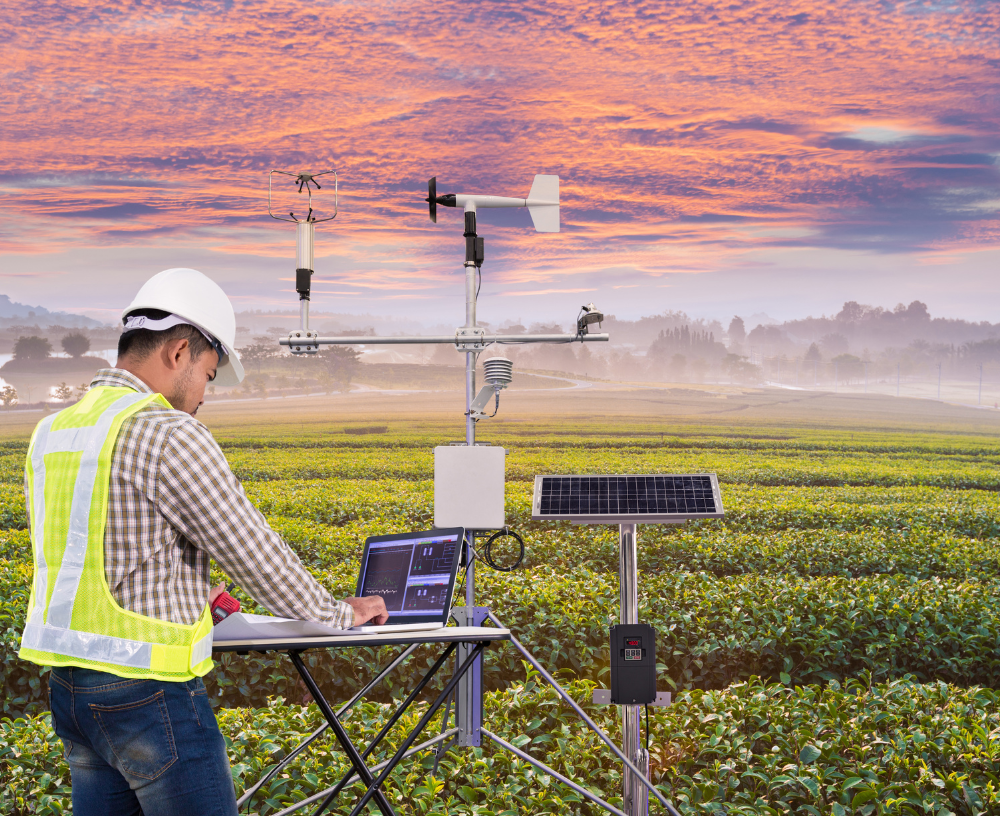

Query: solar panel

[531,474,724,523]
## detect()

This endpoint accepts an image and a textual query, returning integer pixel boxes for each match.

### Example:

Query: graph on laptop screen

[358,533,460,616]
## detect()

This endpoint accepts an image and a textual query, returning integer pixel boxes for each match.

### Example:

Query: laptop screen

[355,528,465,624]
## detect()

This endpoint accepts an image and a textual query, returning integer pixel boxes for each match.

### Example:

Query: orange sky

[1,0,998,324]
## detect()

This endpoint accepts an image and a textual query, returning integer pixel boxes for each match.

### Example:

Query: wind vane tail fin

[526,174,559,233]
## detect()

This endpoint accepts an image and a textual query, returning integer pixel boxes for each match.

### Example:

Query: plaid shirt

[26,369,353,629]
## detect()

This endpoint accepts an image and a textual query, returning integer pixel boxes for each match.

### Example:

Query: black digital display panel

[532,474,723,523]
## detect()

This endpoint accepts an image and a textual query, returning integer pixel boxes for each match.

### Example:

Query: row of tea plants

[2,420,1000,814]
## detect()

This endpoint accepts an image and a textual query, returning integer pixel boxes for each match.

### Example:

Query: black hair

[118,309,214,363]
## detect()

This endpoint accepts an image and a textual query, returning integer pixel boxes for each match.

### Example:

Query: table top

[213,625,511,653]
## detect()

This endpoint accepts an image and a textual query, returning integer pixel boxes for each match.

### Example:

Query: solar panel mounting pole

[531,474,726,816]
[619,522,648,816]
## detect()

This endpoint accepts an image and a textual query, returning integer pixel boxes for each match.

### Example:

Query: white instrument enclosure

[434,446,505,530]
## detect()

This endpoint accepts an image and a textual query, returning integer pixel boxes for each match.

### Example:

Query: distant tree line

[11,333,92,360]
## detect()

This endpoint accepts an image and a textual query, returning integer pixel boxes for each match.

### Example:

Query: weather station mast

[265,170,697,816]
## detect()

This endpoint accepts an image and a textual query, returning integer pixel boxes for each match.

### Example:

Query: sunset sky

[1,0,998,329]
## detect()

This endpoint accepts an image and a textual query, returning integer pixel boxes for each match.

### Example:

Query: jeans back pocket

[90,690,178,781]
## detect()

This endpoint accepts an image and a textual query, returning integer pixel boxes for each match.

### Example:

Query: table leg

[239,643,422,812]
[347,642,487,816]
[289,651,397,816]
[309,642,459,816]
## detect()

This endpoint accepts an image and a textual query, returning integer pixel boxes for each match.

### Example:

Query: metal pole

[619,523,647,816]
[457,207,482,748]
[483,730,628,816]
[296,220,314,333]
[464,209,478,448]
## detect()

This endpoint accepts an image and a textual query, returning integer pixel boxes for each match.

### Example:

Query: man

[19,268,387,816]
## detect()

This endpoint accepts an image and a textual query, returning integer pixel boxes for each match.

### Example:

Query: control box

[434,445,505,530]
[610,623,656,705]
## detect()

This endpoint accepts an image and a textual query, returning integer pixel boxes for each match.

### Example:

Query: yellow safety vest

[19,386,214,681]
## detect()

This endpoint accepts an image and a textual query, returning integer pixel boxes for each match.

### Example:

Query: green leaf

[798,744,821,764]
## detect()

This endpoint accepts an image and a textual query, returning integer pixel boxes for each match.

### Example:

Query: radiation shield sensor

[434,446,505,530]
[469,357,514,420]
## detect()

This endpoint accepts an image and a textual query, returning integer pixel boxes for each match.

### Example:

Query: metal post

[618,523,647,816]
[456,207,483,747]
[296,220,314,333]
[454,600,486,747]
[464,209,478,448]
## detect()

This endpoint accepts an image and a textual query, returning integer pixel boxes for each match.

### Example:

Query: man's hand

[208,583,226,606]
[342,595,389,627]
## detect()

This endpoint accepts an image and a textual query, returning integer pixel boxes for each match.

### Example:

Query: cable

[476,266,482,301]
[454,541,480,600]
[480,527,525,571]
[645,703,650,753]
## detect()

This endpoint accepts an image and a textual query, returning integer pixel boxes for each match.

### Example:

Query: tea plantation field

[3,388,1000,815]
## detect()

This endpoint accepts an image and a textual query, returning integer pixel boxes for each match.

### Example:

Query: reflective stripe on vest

[19,387,214,680]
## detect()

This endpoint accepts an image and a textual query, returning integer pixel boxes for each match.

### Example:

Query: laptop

[345,527,465,634]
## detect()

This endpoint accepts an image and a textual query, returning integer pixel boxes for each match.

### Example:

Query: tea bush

[3,424,1000,814]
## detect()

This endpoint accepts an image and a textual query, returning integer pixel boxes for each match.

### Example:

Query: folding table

[213,626,510,816]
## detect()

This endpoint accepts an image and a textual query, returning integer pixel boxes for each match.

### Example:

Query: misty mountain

[740,301,1000,357]
[0,295,101,329]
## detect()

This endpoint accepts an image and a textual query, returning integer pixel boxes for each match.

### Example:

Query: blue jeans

[48,667,238,816]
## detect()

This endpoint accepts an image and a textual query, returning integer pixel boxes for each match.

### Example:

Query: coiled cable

[478,527,525,571]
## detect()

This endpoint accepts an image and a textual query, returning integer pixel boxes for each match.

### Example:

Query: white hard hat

[122,268,245,386]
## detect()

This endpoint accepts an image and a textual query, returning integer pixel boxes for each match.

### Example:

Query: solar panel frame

[531,473,724,523]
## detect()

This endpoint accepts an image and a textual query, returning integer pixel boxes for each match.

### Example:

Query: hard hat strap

[123,313,226,363]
